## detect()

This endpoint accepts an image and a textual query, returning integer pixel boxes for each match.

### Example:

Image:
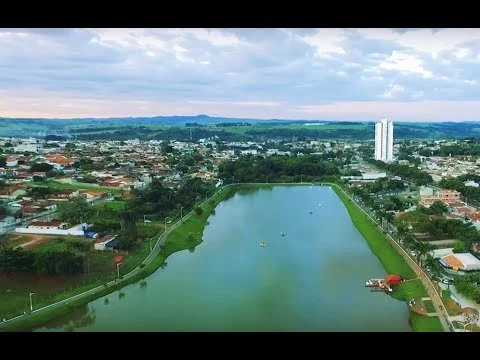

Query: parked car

[441,277,454,285]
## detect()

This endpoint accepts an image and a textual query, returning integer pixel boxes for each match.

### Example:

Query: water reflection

[43,304,97,332]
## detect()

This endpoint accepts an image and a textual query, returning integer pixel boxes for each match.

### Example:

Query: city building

[13,143,43,154]
[374,118,394,162]
[419,188,462,206]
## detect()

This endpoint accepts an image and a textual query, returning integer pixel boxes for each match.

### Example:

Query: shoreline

[0,187,230,332]
[2,182,443,332]
[329,183,444,332]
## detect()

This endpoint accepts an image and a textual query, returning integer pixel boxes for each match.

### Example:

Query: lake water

[35,185,411,332]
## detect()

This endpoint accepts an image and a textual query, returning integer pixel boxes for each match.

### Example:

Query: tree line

[218,154,343,184]
[366,158,434,186]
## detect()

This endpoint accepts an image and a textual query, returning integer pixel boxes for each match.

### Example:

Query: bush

[194,207,203,216]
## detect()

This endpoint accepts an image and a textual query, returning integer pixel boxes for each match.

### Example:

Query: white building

[374,118,394,162]
[13,143,43,154]
[465,180,480,188]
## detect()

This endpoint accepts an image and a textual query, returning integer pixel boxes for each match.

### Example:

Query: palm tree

[402,233,416,249]
[384,211,395,225]
[414,241,434,267]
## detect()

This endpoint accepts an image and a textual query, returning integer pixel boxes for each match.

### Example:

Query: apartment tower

[374,118,394,162]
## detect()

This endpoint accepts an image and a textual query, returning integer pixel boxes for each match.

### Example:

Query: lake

[36,185,411,332]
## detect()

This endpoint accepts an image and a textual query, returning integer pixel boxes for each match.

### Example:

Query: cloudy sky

[2,28,480,121]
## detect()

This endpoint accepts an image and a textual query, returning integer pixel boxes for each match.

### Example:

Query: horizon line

[1,114,479,123]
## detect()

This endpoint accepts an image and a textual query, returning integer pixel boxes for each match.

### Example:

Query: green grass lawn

[409,311,444,332]
[442,290,463,316]
[332,185,416,279]
[391,279,428,301]
[91,200,126,211]
[423,299,436,313]
[28,181,123,194]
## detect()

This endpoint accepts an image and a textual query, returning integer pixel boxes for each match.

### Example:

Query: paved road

[337,185,452,332]
[0,188,223,330]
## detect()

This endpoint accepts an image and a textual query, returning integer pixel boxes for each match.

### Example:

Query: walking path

[0,188,224,330]
[337,185,452,332]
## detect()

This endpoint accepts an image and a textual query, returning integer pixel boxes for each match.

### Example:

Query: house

[419,189,462,206]
[191,171,214,180]
[80,190,109,203]
[438,189,461,203]
[28,220,68,230]
[0,215,16,228]
[15,221,87,236]
[93,235,118,251]
[47,189,80,201]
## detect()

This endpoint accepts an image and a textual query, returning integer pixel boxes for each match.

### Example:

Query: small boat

[309,211,313,214]
[280,232,286,236]
[260,242,266,247]
[318,203,322,207]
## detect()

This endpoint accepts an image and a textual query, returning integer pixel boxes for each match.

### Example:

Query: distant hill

[1,115,480,140]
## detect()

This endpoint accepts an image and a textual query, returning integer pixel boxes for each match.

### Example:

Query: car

[441,277,454,285]
[425,266,432,272]
[410,250,417,257]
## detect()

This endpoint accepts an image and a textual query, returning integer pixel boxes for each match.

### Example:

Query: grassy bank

[1,187,229,332]
[330,183,444,332]
[410,312,443,332]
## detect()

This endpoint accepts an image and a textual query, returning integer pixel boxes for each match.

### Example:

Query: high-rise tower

[374,118,394,162]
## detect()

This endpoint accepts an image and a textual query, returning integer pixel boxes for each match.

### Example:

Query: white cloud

[167,28,245,47]
[378,51,433,78]
[3,28,480,121]
[357,28,480,59]
[300,29,347,58]
[379,83,405,99]
[454,48,471,59]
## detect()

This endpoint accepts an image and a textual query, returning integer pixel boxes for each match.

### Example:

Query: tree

[60,197,90,224]
[194,207,203,216]
[81,174,97,184]
[117,210,139,251]
[413,241,434,266]
[30,163,54,173]
[65,143,76,150]
[34,250,85,275]
[429,200,449,215]
[32,175,45,182]
[0,246,35,274]
[0,156,6,168]
[453,241,469,253]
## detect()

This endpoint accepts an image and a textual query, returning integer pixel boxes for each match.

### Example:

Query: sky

[2,28,480,121]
